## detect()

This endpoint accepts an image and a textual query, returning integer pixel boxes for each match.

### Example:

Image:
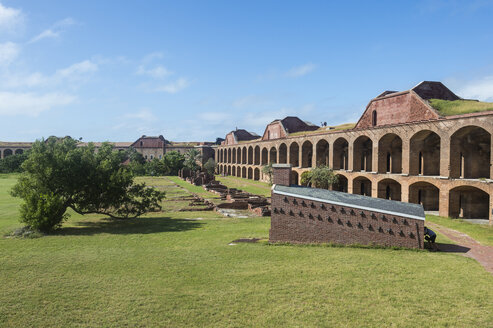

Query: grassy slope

[426,215,493,246]
[215,175,271,197]
[429,99,493,116]
[1,175,493,327]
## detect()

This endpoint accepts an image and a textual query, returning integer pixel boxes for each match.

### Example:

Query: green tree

[0,151,29,173]
[203,158,216,175]
[300,165,338,189]
[11,138,165,232]
[162,151,185,175]
[184,148,201,172]
[145,158,166,176]
[261,163,273,185]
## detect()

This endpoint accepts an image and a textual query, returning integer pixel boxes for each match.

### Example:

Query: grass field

[1,174,493,327]
[215,175,272,197]
[426,215,493,246]
[429,98,493,116]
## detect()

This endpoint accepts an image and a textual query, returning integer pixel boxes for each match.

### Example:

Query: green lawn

[1,174,493,327]
[429,98,493,116]
[215,175,271,197]
[426,215,493,246]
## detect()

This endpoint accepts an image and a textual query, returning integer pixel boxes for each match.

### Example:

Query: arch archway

[227,166,231,175]
[278,143,287,163]
[232,148,237,164]
[410,130,440,176]
[301,141,313,168]
[247,146,253,165]
[353,136,373,172]
[333,138,348,170]
[227,149,232,163]
[333,174,348,192]
[353,176,372,196]
[378,133,402,174]
[289,142,299,167]
[261,148,268,165]
[377,179,401,201]
[269,147,277,164]
[291,171,299,185]
[236,166,241,177]
[409,182,439,211]
[450,126,490,179]
[254,146,260,165]
[232,165,236,176]
[254,168,260,181]
[242,166,247,178]
[449,186,489,220]
[3,149,12,157]
[316,139,329,166]
[248,167,253,179]
[242,147,247,164]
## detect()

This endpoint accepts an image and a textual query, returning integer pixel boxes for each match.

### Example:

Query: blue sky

[1,0,493,142]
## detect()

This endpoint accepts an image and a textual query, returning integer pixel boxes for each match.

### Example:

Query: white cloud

[29,17,75,43]
[0,3,22,33]
[457,76,493,102]
[137,65,172,79]
[0,41,19,66]
[0,92,75,116]
[285,63,317,77]
[155,77,190,93]
[123,108,157,122]
[56,60,98,79]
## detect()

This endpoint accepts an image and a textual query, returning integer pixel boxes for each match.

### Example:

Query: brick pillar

[348,143,353,171]
[298,149,303,168]
[372,144,378,173]
[401,181,409,202]
[438,186,449,218]
[402,138,410,175]
[311,144,316,168]
[347,176,353,194]
[329,142,334,169]
[371,178,378,198]
[272,164,292,186]
[440,137,450,178]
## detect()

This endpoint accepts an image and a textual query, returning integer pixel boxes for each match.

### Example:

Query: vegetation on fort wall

[429,98,493,116]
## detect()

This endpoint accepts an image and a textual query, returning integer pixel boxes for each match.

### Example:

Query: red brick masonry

[270,190,425,248]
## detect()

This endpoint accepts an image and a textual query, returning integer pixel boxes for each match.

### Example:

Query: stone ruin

[178,168,215,186]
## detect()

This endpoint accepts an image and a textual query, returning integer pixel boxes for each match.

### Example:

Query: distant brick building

[269,164,425,248]
[216,81,493,224]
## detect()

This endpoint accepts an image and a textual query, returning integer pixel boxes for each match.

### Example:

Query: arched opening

[242,167,247,178]
[353,136,373,172]
[261,148,268,165]
[449,186,489,220]
[254,168,260,181]
[450,126,490,179]
[232,148,237,164]
[352,176,372,197]
[333,174,348,192]
[291,171,299,185]
[237,166,241,177]
[242,147,247,164]
[301,141,313,168]
[316,139,329,166]
[289,142,300,167]
[333,138,348,170]
[410,130,440,176]
[228,149,232,163]
[372,110,377,126]
[247,147,253,165]
[3,149,13,157]
[378,133,402,174]
[254,146,260,165]
[409,182,439,211]
[248,167,253,179]
[232,165,236,176]
[377,179,401,201]
[227,166,231,175]
[269,147,277,164]
[278,143,287,164]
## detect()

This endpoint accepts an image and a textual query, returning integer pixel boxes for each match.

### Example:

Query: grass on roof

[288,123,356,136]
[429,99,493,116]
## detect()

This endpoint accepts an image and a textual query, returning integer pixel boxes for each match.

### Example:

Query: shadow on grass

[54,217,204,236]
[434,243,471,253]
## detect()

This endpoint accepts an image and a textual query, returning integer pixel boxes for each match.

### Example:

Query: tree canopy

[184,149,201,172]
[11,137,165,232]
[300,165,338,189]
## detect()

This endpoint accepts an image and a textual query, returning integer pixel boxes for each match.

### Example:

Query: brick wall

[272,165,292,186]
[262,122,287,140]
[356,92,439,129]
[269,192,424,248]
